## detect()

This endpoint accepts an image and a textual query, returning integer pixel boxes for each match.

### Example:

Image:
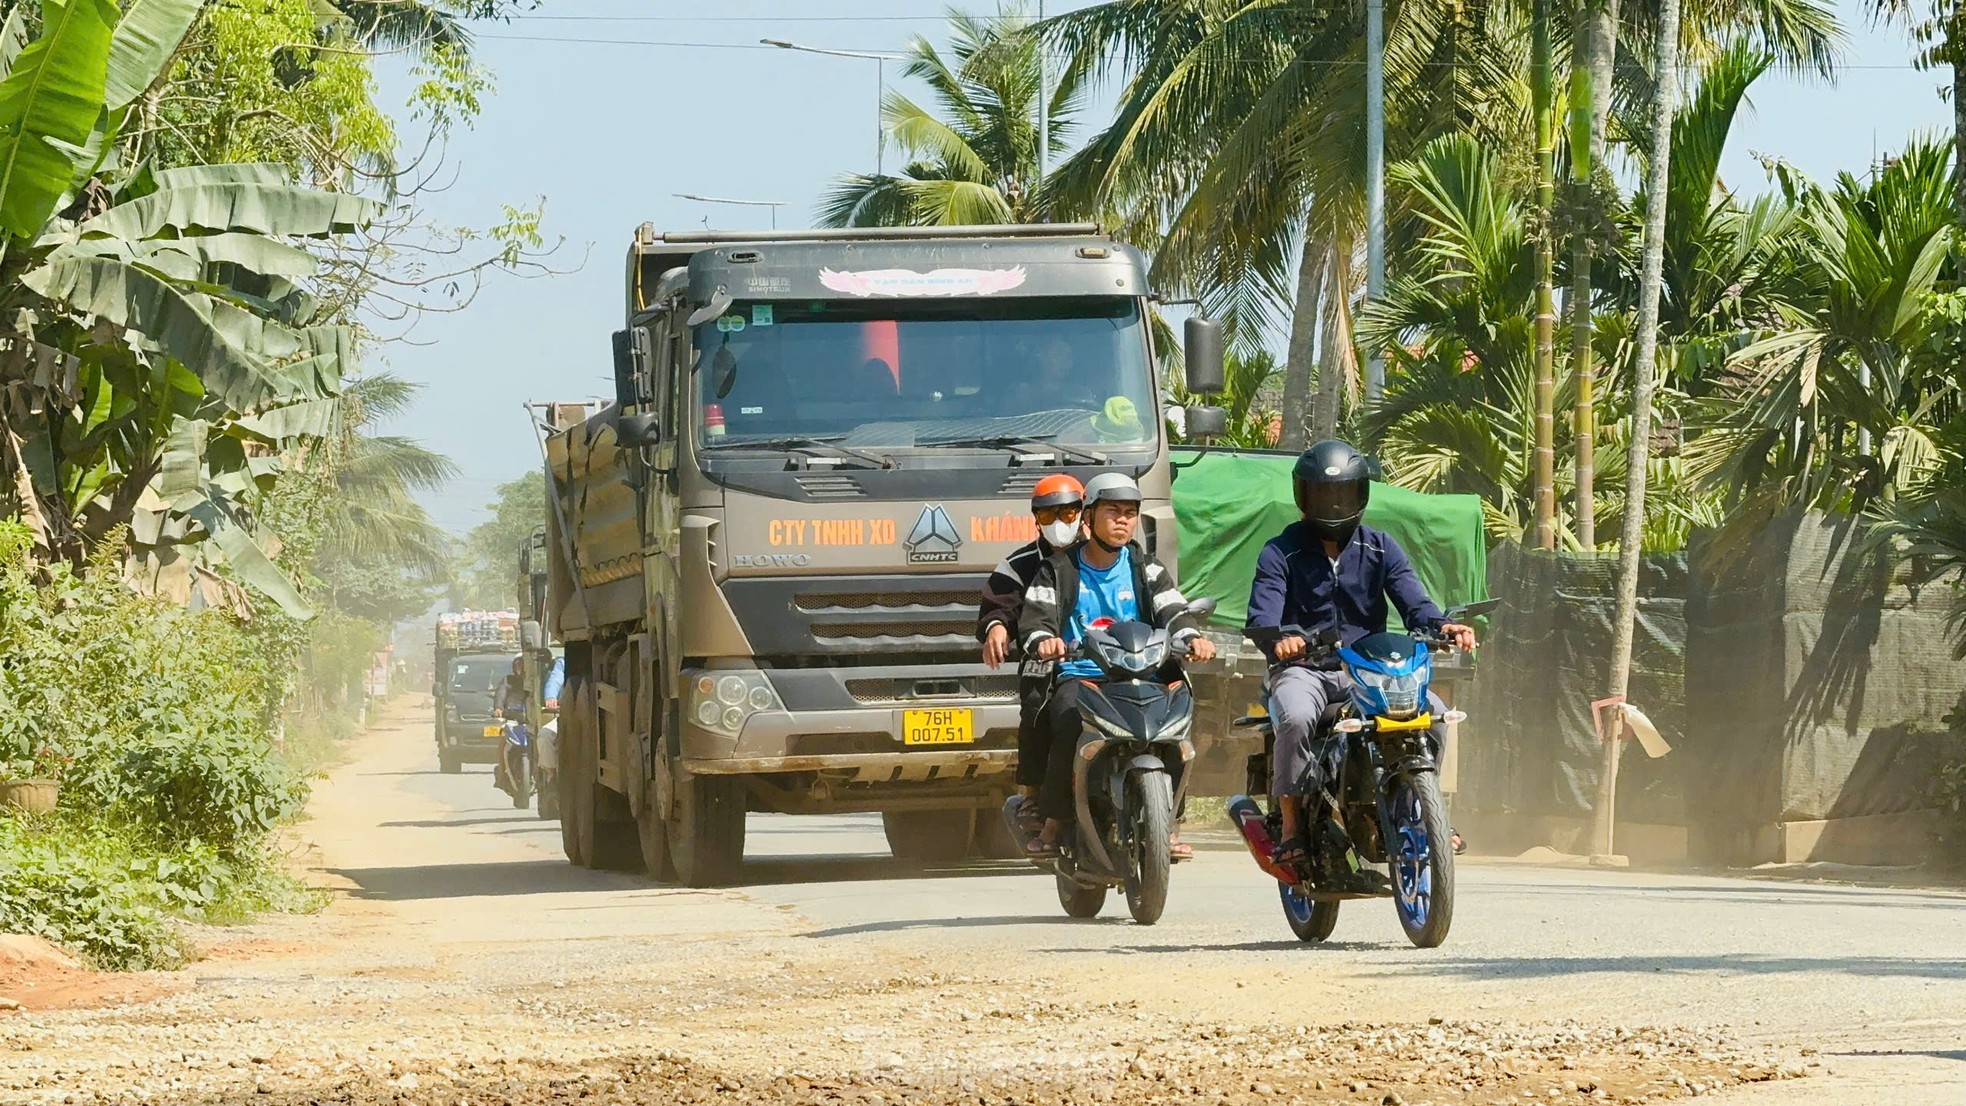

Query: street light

[1365,0,1386,405]
[673,193,787,229]
[761,38,906,176]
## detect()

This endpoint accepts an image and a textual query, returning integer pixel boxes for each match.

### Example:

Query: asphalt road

[392,730,1966,1105]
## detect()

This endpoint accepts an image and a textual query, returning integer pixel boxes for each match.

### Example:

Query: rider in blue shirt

[1017,473,1215,858]
[1246,440,1476,871]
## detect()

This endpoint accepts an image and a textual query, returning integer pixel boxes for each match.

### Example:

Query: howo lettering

[539,222,1229,886]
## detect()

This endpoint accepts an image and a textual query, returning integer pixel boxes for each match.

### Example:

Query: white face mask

[1042,519,1079,548]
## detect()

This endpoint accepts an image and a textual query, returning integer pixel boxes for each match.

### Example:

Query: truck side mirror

[611,326,649,411]
[615,410,660,448]
[1183,316,1226,397]
[1183,405,1228,439]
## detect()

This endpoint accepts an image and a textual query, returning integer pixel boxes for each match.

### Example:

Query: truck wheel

[882,810,973,863]
[668,771,746,887]
[630,730,675,882]
[558,682,593,867]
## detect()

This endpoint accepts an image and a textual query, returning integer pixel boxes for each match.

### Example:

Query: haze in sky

[376,1,1949,534]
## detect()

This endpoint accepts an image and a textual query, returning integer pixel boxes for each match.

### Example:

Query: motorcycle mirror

[1185,596,1218,619]
[1447,598,1501,621]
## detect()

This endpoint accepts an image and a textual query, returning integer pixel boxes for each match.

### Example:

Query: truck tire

[558,671,593,867]
[882,810,973,863]
[667,770,746,887]
[559,660,644,872]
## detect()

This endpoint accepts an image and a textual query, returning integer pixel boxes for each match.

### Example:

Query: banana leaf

[104,0,204,111]
[0,0,117,240]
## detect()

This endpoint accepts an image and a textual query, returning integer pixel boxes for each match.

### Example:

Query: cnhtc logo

[904,504,962,564]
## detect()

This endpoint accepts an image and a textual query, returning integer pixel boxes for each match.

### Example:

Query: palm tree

[1688,137,1958,537]
[817,5,1083,227]
[312,372,458,578]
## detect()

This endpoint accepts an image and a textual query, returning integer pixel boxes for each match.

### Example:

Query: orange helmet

[1031,473,1084,513]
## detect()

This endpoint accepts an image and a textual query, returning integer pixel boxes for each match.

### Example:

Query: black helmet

[1293,439,1373,544]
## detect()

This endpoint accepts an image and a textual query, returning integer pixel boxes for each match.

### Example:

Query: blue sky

[374,1,1951,534]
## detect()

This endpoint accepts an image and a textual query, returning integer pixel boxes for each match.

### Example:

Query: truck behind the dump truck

[540,222,1227,886]
[432,611,522,774]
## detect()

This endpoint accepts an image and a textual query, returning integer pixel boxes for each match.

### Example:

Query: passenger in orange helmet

[976,473,1086,830]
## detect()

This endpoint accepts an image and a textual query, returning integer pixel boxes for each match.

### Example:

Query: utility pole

[1364,0,1386,405]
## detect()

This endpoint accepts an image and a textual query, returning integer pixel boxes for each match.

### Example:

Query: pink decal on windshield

[818,266,1029,297]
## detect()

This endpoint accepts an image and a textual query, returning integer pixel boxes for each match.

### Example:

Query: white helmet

[1082,472,1144,509]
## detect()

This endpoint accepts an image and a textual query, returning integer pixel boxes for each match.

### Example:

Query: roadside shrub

[0,526,303,855]
[0,818,180,971]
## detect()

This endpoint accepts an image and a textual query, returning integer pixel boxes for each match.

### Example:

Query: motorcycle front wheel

[1279,881,1340,942]
[1122,771,1173,926]
[1388,771,1455,948]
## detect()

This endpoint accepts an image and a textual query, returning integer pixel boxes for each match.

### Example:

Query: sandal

[1169,838,1195,862]
[1272,833,1310,870]
[1024,835,1061,860]
[1451,829,1466,856]
[1013,797,1045,834]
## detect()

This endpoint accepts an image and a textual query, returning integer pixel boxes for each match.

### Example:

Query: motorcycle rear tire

[1122,771,1173,926]
[1389,772,1455,948]
[1279,881,1341,942]
[509,756,530,809]
[1056,873,1107,919]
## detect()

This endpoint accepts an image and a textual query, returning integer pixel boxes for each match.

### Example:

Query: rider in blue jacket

[1245,440,1475,871]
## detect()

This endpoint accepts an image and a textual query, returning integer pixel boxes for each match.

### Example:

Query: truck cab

[542,223,1225,885]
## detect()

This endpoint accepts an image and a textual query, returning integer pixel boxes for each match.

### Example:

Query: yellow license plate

[482,725,503,737]
[902,708,973,746]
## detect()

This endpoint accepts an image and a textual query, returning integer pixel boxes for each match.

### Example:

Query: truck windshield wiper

[701,435,892,469]
[920,434,1109,466]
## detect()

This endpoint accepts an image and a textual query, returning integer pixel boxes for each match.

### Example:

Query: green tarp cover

[1170,449,1489,626]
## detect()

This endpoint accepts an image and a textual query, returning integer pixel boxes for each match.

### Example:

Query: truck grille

[845,675,1020,705]
[795,590,976,613]
[795,474,866,499]
[810,620,975,647]
[722,574,990,658]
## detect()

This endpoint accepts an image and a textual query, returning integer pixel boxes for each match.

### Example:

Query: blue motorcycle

[1228,600,1495,949]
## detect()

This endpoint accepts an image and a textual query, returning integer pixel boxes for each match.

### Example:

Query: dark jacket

[976,537,1058,642]
[1246,522,1445,658]
[1017,542,1201,654]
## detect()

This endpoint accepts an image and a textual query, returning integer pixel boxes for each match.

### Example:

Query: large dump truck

[541,222,1225,885]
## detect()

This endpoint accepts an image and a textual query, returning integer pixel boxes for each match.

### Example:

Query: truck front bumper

[679,662,1024,779]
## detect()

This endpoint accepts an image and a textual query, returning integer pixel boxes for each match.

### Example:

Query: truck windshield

[692,297,1155,449]
[449,657,511,693]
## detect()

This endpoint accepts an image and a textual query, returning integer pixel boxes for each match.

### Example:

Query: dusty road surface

[3,701,1961,1106]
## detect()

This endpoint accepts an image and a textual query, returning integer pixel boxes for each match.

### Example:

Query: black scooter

[1002,598,1215,925]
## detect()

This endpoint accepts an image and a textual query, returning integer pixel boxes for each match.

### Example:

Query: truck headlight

[688,670,781,736]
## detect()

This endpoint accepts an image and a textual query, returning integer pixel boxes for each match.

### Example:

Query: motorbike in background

[1002,597,1215,926]
[1228,600,1497,949]
[493,711,532,810]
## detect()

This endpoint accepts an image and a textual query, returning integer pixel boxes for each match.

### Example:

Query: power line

[473,35,1952,72]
